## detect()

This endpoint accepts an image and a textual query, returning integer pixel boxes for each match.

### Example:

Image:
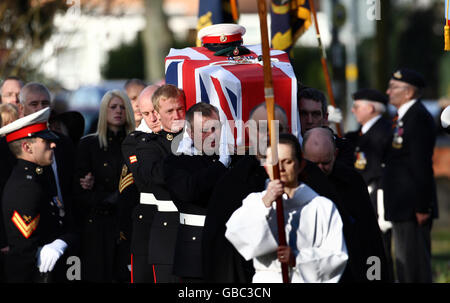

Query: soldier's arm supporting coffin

[165,45,301,146]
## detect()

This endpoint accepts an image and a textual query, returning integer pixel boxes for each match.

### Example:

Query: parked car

[66,80,126,135]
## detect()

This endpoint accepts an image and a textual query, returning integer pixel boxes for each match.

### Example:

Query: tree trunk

[142,0,173,83]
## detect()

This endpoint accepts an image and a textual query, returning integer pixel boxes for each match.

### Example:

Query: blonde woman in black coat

[74,90,135,282]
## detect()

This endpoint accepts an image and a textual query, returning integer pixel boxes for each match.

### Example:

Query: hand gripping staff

[257,0,289,283]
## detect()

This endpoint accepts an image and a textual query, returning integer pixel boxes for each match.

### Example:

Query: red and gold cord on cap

[5,122,48,143]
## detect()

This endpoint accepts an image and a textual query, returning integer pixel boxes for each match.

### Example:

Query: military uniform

[2,160,76,282]
[121,129,181,283]
[163,153,228,281]
[0,108,77,283]
[73,129,126,282]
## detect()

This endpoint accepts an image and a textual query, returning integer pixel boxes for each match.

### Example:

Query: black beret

[352,88,388,105]
[391,68,426,88]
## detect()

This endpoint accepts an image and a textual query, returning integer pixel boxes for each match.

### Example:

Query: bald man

[136,85,160,133]
[303,127,390,282]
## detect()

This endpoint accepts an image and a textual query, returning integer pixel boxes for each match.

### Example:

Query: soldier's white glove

[36,239,67,273]
[327,105,343,123]
[218,126,232,168]
[441,105,450,128]
[376,189,392,233]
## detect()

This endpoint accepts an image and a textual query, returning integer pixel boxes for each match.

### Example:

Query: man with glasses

[383,68,438,283]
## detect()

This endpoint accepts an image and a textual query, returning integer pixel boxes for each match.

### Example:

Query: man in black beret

[383,68,438,282]
[345,88,395,281]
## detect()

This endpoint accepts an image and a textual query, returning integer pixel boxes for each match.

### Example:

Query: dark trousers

[131,256,177,283]
[381,229,395,282]
[392,220,432,283]
[81,214,118,282]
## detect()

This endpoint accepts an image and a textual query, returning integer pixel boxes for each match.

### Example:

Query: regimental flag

[270,0,312,55]
[165,45,301,146]
[445,0,450,51]
[197,0,239,47]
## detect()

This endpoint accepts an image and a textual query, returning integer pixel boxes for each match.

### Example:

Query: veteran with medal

[345,88,395,281]
[383,68,438,283]
[0,108,76,282]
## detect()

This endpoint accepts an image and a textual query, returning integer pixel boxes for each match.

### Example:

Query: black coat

[345,117,392,210]
[73,130,126,216]
[73,129,126,282]
[328,161,390,282]
[202,156,343,283]
[164,153,228,278]
[121,130,180,268]
[2,159,77,282]
[0,137,16,249]
[383,101,438,221]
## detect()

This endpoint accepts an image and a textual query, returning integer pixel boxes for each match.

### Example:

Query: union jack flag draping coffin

[165,44,301,147]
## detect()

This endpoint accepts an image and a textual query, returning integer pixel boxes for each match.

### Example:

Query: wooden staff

[308,0,343,137]
[257,0,289,283]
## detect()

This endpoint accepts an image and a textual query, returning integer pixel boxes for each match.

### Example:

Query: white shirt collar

[397,99,417,120]
[136,119,152,133]
[361,115,382,134]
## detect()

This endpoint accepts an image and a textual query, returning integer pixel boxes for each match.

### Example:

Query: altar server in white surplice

[225,133,348,283]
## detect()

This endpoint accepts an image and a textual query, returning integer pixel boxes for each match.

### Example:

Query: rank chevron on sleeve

[119,173,134,193]
[11,211,40,239]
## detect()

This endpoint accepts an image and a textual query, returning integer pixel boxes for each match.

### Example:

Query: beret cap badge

[393,71,402,79]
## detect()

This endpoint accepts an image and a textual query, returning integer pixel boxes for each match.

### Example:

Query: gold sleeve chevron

[119,173,134,193]
[11,211,40,239]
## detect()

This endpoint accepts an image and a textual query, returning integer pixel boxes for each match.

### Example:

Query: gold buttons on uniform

[192,237,196,241]
[139,215,143,219]
[35,167,43,174]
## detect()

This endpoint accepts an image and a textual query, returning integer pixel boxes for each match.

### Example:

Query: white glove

[36,239,67,273]
[376,189,392,233]
[327,105,343,123]
[218,125,232,167]
[176,131,195,155]
[441,105,450,128]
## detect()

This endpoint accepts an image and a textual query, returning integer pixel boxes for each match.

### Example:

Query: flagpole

[308,0,343,137]
[257,0,290,284]
[445,0,449,51]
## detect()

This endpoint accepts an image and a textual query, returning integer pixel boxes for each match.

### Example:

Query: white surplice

[225,182,348,283]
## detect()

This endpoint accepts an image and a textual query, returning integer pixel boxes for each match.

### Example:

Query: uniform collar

[361,115,382,134]
[16,159,45,176]
[397,99,417,120]
[107,127,126,139]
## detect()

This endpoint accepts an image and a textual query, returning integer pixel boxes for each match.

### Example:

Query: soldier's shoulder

[3,168,43,201]
[124,131,158,143]
[79,133,98,145]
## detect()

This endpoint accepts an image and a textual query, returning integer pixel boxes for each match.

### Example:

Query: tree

[0,0,68,80]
